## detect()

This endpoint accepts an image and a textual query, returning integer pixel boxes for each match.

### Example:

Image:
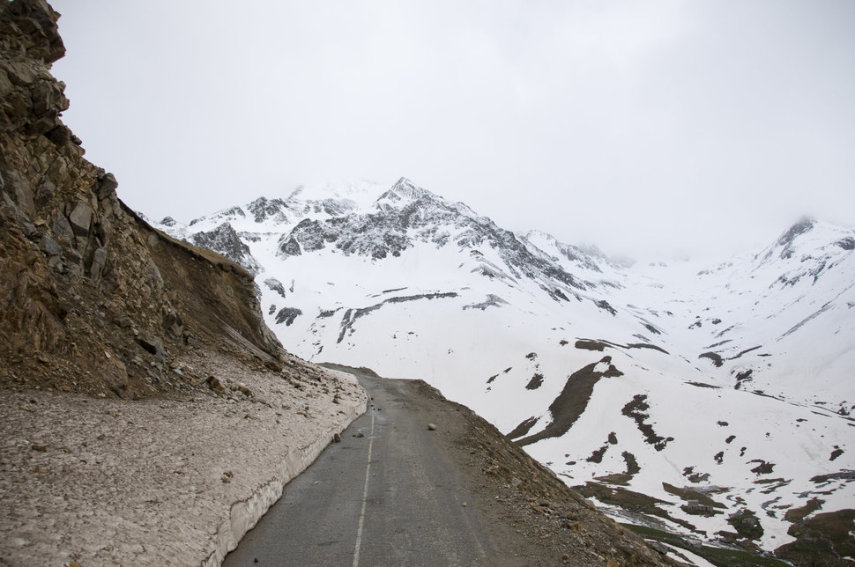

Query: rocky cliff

[0,4,368,565]
[0,0,281,398]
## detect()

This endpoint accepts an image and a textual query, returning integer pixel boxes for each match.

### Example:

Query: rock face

[0,0,282,398]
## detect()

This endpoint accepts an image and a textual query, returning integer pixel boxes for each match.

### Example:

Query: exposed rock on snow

[274,306,302,326]
[191,223,261,275]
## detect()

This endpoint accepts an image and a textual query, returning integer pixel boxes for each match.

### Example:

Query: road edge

[201,371,368,567]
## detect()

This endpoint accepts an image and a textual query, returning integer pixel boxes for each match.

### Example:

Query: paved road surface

[223,369,493,567]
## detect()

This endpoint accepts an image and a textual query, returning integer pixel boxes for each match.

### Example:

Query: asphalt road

[222,369,494,567]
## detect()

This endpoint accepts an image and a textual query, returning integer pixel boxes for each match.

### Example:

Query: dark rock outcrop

[274,307,302,326]
[191,222,261,274]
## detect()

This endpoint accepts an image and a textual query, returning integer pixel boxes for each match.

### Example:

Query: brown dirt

[512,357,619,447]
[776,509,855,567]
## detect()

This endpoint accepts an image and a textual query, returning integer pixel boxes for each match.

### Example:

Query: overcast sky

[50,1,855,260]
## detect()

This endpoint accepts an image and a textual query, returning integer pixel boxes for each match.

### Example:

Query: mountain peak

[755,216,855,269]
[393,176,418,192]
[377,177,435,205]
[776,216,816,248]
[246,196,289,223]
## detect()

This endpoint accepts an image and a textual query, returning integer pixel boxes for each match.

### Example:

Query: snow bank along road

[223,368,493,566]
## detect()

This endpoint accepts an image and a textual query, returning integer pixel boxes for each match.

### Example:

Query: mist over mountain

[156,177,855,562]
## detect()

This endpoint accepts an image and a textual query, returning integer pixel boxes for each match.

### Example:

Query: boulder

[1,0,66,64]
[89,247,107,281]
[38,234,61,257]
[96,171,118,200]
[4,171,35,217]
[50,210,73,243]
[68,201,92,236]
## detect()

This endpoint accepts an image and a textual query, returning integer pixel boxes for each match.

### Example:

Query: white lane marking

[352,409,375,567]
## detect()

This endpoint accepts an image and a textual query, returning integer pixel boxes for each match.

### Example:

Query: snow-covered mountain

[154,178,855,557]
